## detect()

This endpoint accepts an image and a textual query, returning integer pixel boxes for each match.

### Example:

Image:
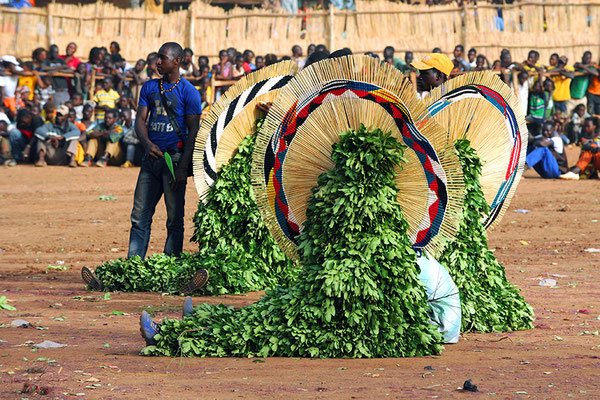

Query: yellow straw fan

[252,55,464,261]
[422,71,528,230]
[193,61,299,200]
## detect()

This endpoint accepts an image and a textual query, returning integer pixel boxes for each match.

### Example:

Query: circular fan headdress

[193,61,299,200]
[422,71,528,230]
[252,55,465,261]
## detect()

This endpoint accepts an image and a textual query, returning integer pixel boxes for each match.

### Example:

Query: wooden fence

[0,0,599,64]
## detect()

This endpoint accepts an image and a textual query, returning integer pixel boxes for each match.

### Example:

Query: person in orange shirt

[586,60,600,116]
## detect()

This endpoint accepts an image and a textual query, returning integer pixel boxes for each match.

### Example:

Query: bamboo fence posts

[0,0,598,65]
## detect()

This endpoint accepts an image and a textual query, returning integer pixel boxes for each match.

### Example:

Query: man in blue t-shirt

[127,42,200,258]
[81,43,209,294]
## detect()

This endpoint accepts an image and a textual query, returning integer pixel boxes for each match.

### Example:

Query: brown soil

[1,153,600,399]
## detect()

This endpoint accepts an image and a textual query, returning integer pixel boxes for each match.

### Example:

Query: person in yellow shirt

[521,50,543,87]
[93,78,120,123]
[551,56,575,114]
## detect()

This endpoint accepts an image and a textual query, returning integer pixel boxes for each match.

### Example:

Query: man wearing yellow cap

[410,53,454,99]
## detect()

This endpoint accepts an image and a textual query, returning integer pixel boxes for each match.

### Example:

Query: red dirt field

[1,155,600,399]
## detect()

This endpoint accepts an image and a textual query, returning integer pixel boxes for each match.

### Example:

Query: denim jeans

[127,155,186,259]
[9,129,28,161]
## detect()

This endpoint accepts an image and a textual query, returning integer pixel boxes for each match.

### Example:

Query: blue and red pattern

[263,79,449,250]
[427,84,522,228]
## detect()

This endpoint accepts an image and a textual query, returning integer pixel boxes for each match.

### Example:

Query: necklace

[160,76,181,94]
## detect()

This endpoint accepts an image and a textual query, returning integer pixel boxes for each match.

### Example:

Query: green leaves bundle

[94,118,296,295]
[143,126,444,358]
[437,139,534,332]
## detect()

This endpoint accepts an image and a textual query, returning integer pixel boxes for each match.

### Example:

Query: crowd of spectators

[0,40,599,179]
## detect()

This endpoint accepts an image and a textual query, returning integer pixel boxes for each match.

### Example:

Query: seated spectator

[41,44,70,105]
[120,108,141,168]
[179,48,198,78]
[565,104,591,144]
[10,108,44,162]
[72,93,84,120]
[118,94,137,119]
[59,42,81,70]
[452,44,470,72]
[83,108,123,167]
[33,105,79,167]
[0,113,16,166]
[561,117,600,180]
[94,78,119,124]
[242,49,256,73]
[570,51,595,115]
[526,121,568,179]
[77,103,96,154]
[550,56,575,115]
[42,100,56,123]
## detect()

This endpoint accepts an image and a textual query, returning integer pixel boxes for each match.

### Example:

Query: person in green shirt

[570,51,596,115]
[381,46,406,71]
[527,79,547,137]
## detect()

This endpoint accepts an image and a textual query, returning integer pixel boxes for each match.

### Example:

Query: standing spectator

[473,54,490,71]
[109,41,121,58]
[400,51,415,74]
[232,55,245,79]
[526,120,568,179]
[550,56,575,115]
[381,46,406,71]
[521,50,542,86]
[452,44,470,71]
[71,92,84,119]
[543,78,556,119]
[34,75,55,109]
[179,48,198,78]
[126,59,148,105]
[59,42,82,70]
[570,51,595,115]
[33,105,79,167]
[87,47,104,74]
[585,56,600,115]
[17,62,40,103]
[467,48,477,69]
[126,42,201,260]
[32,48,47,71]
[515,70,529,117]
[214,49,233,98]
[292,45,303,66]
[11,108,44,162]
[255,56,265,70]
[120,108,140,168]
[72,62,90,100]
[1,55,23,113]
[146,53,161,79]
[83,108,124,167]
[93,78,120,123]
[242,50,256,73]
[527,78,548,136]
[41,44,70,105]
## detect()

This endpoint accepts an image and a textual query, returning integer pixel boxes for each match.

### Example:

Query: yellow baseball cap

[411,53,454,77]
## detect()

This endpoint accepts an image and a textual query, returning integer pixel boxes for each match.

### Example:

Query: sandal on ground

[81,266,104,291]
[179,269,209,294]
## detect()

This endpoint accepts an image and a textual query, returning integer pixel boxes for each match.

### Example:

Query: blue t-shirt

[138,78,202,151]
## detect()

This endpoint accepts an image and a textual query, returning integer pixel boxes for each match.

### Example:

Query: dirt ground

[1,149,600,399]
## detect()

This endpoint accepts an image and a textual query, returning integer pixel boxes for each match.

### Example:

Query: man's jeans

[9,129,28,161]
[127,155,186,259]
